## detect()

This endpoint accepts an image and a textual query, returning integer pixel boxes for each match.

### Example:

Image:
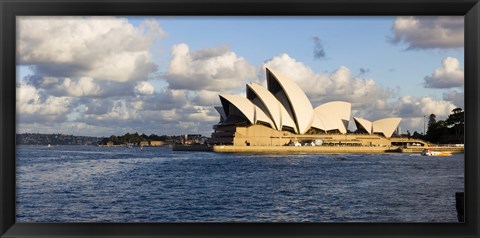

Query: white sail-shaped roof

[254,107,275,128]
[219,94,254,124]
[219,94,274,128]
[214,106,226,122]
[280,106,298,133]
[372,118,401,138]
[313,111,347,134]
[312,101,351,134]
[266,67,314,134]
[246,82,297,132]
[215,67,402,137]
[247,83,280,129]
[311,113,326,131]
[353,117,373,134]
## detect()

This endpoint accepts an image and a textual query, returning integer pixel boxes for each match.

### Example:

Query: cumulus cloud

[16,16,463,137]
[83,99,113,115]
[165,43,257,91]
[93,100,140,121]
[389,16,463,50]
[399,117,425,134]
[63,90,207,136]
[419,97,457,117]
[51,77,103,97]
[443,90,464,108]
[16,17,234,136]
[16,16,172,136]
[424,57,464,89]
[395,95,456,118]
[17,16,162,82]
[312,36,327,60]
[24,75,138,98]
[16,83,74,123]
[130,89,189,111]
[359,95,457,134]
[135,82,155,95]
[190,90,222,106]
[136,106,217,130]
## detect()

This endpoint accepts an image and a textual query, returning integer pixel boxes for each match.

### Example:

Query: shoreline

[173,145,465,154]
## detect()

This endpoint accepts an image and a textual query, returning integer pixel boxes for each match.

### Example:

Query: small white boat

[421,148,452,156]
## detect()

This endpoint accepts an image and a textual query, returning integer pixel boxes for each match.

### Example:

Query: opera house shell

[211,67,402,146]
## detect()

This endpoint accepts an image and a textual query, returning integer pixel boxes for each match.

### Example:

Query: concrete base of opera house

[172,144,464,154]
[211,145,400,153]
[210,124,431,147]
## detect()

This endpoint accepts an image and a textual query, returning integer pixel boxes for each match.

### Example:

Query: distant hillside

[16,133,104,145]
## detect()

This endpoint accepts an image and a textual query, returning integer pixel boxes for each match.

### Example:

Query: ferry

[421,148,452,156]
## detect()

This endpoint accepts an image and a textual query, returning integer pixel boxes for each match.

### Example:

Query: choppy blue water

[16,145,464,222]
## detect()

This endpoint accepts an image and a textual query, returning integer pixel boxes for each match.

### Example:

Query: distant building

[106,141,114,146]
[210,67,404,147]
[150,141,165,146]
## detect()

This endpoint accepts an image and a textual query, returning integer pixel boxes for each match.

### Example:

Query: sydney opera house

[210,67,406,147]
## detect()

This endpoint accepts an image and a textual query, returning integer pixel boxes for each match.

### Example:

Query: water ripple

[16,145,464,222]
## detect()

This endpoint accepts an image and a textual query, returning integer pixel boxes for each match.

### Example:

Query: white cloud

[157,109,180,122]
[389,16,463,50]
[165,43,257,91]
[135,82,155,95]
[418,96,456,117]
[443,90,464,108]
[396,96,421,117]
[398,117,425,134]
[27,75,137,98]
[17,16,162,82]
[93,100,140,121]
[184,106,219,122]
[59,77,103,97]
[190,90,221,106]
[16,16,463,137]
[84,99,113,115]
[16,83,74,122]
[424,57,464,89]
[373,95,457,134]
[136,89,189,111]
[17,83,40,107]
[396,95,456,118]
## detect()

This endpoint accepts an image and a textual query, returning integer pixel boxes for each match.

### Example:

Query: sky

[16,16,464,137]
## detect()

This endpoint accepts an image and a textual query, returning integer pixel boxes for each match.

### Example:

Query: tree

[428,114,436,129]
[109,135,119,145]
[425,114,437,142]
[412,131,424,139]
[445,108,464,143]
[424,109,465,144]
[452,107,463,114]
[446,108,464,127]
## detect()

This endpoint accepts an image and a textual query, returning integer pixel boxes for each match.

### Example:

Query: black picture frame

[1,0,479,237]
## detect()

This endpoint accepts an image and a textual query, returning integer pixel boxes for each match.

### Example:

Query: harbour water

[16,145,464,222]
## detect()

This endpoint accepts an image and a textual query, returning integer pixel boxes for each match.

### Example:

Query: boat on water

[421,148,452,156]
